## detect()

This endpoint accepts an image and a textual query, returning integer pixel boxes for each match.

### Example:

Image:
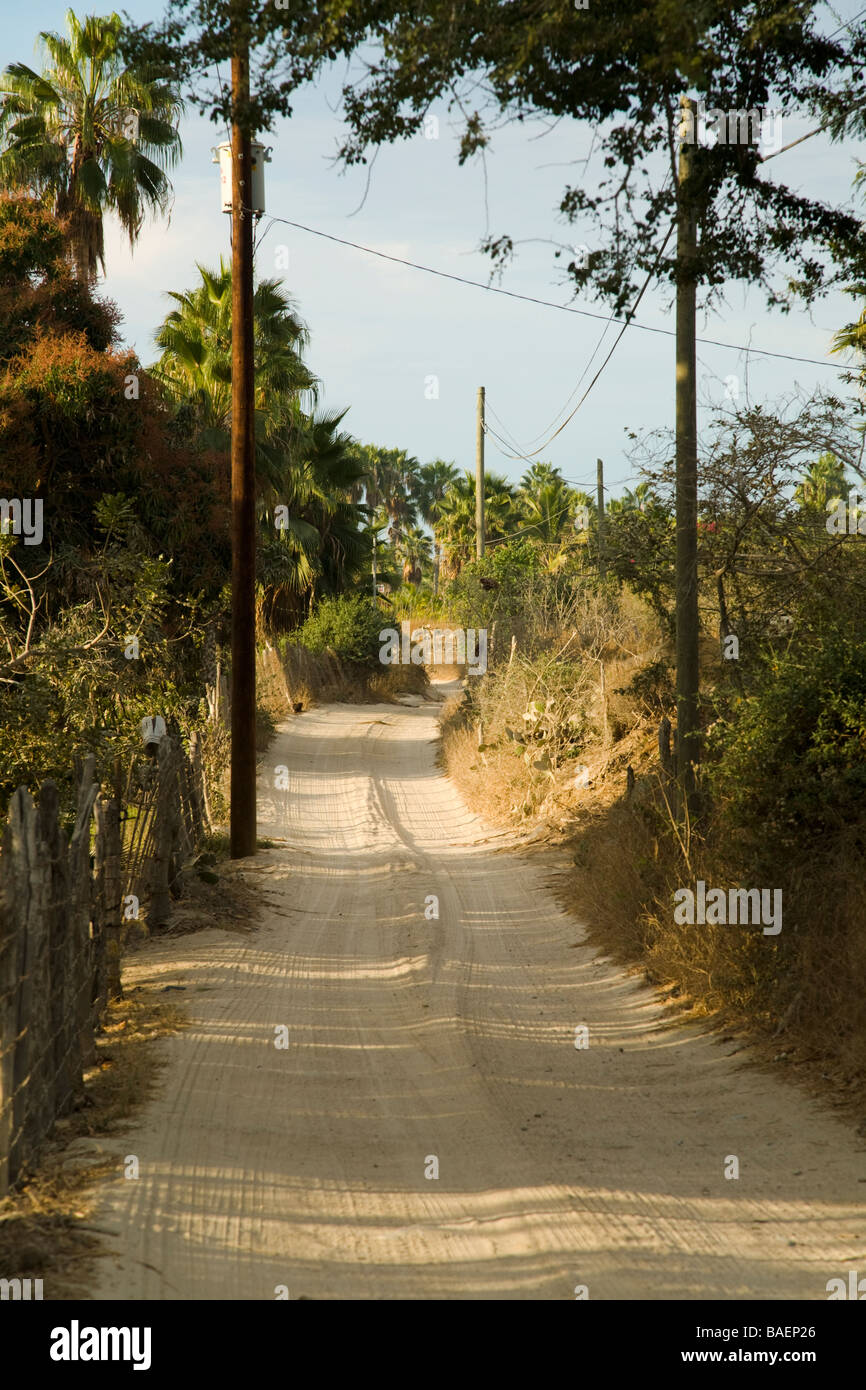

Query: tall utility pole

[229,18,257,860]
[475,385,485,561]
[596,457,605,578]
[675,95,700,810]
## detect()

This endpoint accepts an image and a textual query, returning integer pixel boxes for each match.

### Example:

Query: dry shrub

[440,709,533,823]
[439,584,669,832]
[259,643,429,714]
[194,719,230,824]
[438,572,866,1118]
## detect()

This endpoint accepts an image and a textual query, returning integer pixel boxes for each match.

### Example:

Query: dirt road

[85,694,866,1300]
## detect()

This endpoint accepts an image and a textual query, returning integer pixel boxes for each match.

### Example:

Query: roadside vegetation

[434,397,866,1120]
[3,4,866,1151]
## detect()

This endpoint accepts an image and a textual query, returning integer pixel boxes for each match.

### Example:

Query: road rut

[85,697,866,1300]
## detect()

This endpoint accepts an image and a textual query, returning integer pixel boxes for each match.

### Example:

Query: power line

[254,212,851,371]
[757,7,866,161]
[484,406,541,463]
[485,472,655,547]
[520,170,677,448]
[485,218,677,460]
[483,216,676,461]
[826,4,866,38]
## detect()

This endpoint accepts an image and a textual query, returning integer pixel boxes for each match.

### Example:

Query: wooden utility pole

[675,95,700,809]
[596,457,606,577]
[229,18,257,859]
[475,385,485,560]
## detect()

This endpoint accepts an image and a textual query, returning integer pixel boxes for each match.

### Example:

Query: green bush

[706,639,866,863]
[285,593,384,667]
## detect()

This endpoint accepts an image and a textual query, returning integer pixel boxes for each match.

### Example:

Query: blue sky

[3,2,865,496]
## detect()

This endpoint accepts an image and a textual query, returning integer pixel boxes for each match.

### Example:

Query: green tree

[151,257,317,490]
[438,469,515,576]
[398,524,432,587]
[0,8,183,281]
[415,458,459,595]
[257,409,370,631]
[794,451,850,510]
[0,200,228,811]
[519,461,563,493]
[344,441,421,553]
[322,0,866,801]
[516,474,579,570]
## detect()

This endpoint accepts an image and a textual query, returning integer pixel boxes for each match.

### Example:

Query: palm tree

[415,459,458,594]
[258,409,370,629]
[438,470,515,575]
[622,481,654,513]
[381,447,420,548]
[345,442,420,534]
[794,451,850,510]
[518,460,563,493]
[151,258,318,490]
[517,475,575,541]
[398,524,432,586]
[0,9,183,281]
[517,475,583,570]
[831,304,866,364]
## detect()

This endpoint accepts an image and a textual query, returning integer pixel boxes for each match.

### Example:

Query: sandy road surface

[84,694,866,1300]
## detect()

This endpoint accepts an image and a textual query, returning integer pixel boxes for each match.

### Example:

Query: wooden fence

[0,733,212,1196]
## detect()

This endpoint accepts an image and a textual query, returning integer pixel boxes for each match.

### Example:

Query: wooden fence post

[37,780,78,1119]
[190,731,213,834]
[9,788,52,1182]
[0,819,18,1196]
[659,717,674,780]
[94,797,123,1013]
[69,757,99,1070]
[600,659,610,747]
[187,728,209,834]
[149,738,180,929]
[0,710,216,1193]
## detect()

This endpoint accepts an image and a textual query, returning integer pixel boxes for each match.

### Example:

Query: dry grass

[567,796,866,1127]
[439,589,665,836]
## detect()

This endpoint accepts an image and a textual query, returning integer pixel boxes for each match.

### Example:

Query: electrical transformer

[212,142,273,215]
